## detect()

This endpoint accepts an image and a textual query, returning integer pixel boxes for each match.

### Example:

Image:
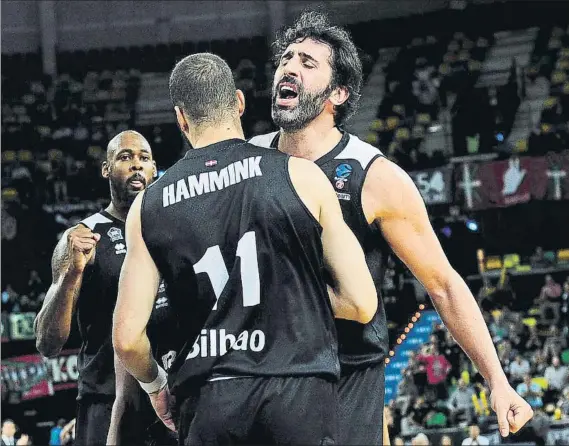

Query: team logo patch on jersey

[205,159,218,167]
[114,243,127,255]
[335,163,353,180]
[107,227,123,242]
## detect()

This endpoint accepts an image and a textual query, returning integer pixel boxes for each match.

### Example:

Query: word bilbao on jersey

[163,156,263,207]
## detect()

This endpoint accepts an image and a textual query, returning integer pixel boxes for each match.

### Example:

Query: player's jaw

[271,75,332,132]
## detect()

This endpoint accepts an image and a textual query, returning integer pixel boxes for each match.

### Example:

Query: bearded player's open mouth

[275,82,299,108]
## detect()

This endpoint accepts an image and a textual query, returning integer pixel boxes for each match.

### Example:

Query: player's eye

[141,156,150,162]
[119,154,130,161]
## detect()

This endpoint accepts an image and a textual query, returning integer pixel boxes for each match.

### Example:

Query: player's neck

[105,202,128,222]
[187,123,245,150]
[278,117,343,162]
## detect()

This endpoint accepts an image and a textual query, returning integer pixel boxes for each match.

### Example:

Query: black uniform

[75,211,177,445]
[140,139,339,445]
[250,131,388,445]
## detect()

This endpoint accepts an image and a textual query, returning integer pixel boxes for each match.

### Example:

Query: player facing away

[34,131,177,445]
[112,52,378,445]
[249,10,533,444]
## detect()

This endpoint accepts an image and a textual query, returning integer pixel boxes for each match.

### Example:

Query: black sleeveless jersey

[249,131,389,370]
[77,211,177,397]
[140,139,339,397]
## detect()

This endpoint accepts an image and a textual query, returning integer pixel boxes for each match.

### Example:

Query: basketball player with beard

[250,10,533,444]
[35,131,177,445]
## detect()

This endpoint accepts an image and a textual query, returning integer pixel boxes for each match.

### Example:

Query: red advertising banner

[456,151,569,210]
[1,349,79,403]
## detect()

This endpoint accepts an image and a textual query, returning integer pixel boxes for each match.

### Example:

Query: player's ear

[329,85,349,107]
[236,89,246,117]
[102,160,110,179]
[174,106,189,134]
[152,160,158,178]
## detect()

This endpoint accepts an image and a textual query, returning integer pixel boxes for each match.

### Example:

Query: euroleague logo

[334,163,352,190]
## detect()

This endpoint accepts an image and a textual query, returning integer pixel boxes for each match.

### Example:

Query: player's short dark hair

[272,9,363,127]
[169,53,237,125]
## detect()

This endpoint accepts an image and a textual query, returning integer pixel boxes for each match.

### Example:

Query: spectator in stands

[497,339,515,367]
[543,325,567,359]
[544,356,568,396]
[516,374,543,409]
[397,369,419,414]
[411,432,430,446]
[442,331,462,380]
[539,275,562,324]
[525,325,542,352]
[561,278,569,330]
[529,408,550,446]
[441,435,452,446]
[447,378,475,425]
[417,343,451,400]
[1,285,18,313]
[49,419,66,446]
[393,437,405,446]
[59,419,75,445]
[489,312,508,343]
[530,247,553,268]
[531,349,548,376]
[1,419,16,446]
[557,387,569,417]
[461,425,489,446]
[1,420,28,446]
[509,354,530,386]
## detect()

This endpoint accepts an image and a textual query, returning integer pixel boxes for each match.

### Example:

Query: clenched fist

[491,383,534,437]
[67,225,101,273]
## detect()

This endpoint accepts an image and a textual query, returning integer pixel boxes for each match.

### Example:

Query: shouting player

[34,131,177,445]
[112,53,377,445]
[249,10,533,444]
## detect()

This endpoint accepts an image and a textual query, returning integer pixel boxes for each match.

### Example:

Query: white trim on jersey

[334,134,383,170]
[81,213,112,230]
[248,131,279,149]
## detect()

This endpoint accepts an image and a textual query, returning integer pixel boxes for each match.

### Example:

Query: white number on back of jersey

[192,231,260,309]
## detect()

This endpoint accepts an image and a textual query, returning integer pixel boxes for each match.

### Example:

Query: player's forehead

[113,135,152,158]
[282,38,333,66]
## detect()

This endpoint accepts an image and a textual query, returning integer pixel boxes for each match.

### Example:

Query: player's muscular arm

[365,158,532,435]
[34,225,100,358]
[289,157,377,323]
[113,192,159,383]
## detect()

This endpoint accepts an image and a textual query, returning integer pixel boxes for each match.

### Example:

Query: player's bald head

[107,130,152,161]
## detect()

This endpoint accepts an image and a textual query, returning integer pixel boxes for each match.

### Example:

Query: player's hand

[67,225,101,272]
[490,383,533,437]
[149,385,177,432]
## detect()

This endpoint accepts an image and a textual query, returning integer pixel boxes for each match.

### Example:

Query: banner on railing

[1,349,79,403]
[8,312,36,341]
[455,151,569,210]
[409,166,453,205]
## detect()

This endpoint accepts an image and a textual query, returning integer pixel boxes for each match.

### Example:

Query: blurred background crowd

[2,1,569,445]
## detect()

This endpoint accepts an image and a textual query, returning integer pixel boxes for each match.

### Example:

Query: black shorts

[75,394,113,446]
[182,376,338,445]
[338,363,385,445]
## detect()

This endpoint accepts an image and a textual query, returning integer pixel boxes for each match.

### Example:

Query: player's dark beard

[109,172,150,208]
[271,78,332,132]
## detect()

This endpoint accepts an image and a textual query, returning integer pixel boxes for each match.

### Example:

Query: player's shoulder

[333,133,383,171]
[247,131,279,149]
[80,212,114,230]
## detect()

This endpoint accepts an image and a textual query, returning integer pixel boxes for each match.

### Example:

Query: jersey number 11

[193,231,260,309]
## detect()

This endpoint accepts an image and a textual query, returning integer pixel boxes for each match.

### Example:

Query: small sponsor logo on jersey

[114,243,127,255]
[155,296,169,309]
[336,192,351,201]
[334,163,353,180]
[205,160,218,167]
[158,280,166,294]
[335,179,345,189]
[186,329,266,359]
[161,350,177,371]
[163,156,263,207]
[107,227,123,242]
